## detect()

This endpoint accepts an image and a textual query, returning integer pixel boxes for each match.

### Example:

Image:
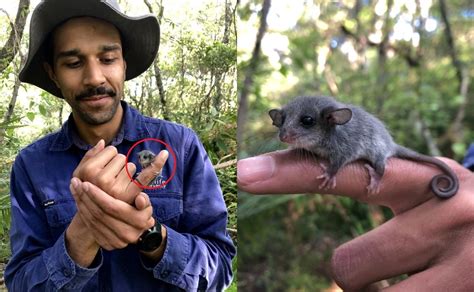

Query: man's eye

[102,58,117,64]
[66,61,81,68]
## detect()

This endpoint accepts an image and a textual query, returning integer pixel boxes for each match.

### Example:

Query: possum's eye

[300,116,315,127]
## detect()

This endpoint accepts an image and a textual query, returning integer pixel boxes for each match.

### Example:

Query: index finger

[237,149,463,213]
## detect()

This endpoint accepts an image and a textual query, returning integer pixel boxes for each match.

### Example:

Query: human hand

[238,149,474,291]
[73,139,169,204]
[69,177,155,251]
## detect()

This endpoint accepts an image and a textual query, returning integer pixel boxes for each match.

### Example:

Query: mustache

[75,86,117,101]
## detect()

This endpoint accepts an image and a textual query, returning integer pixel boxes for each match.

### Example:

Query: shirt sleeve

[143,130,236,291]
[5,154,102,291]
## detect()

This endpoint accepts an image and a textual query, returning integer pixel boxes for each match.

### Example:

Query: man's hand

[70,177,155,251]
[73,139,169,204]
[238,149,474,291]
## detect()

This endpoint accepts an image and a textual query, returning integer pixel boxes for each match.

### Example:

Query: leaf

[39,104,47,116]
[26,112,35,121]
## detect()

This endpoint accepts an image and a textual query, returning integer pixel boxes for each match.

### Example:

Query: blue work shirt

[463,143,474,171]
[5,101,236,291]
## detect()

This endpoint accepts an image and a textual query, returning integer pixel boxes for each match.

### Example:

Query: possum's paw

[317,163,337,189]
[364,164,382,195]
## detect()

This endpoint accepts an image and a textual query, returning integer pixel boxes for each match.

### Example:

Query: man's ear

[268,109,284,127]
[322,107,352,125]
[123,59,127,79]
[43,62,60,88]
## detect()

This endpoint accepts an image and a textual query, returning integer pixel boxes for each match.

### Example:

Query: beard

[70,86,120,125]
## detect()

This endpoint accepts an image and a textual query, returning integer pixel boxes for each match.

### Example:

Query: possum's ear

[323,107,352,125]
[269,109,284,127]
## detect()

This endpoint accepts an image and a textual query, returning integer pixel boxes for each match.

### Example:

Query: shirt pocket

[145,190,183,229]
[43,198,76,239]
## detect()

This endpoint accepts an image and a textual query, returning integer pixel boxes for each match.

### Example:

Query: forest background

[0,0,237,289]
[238,0,473,290]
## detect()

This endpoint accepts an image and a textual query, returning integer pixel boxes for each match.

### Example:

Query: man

[5,0,235,291]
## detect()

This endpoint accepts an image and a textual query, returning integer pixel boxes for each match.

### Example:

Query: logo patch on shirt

[43,200,55,208]
[135,171,168,189]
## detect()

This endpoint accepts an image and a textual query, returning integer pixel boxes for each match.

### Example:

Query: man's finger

[237,149,460,212]
[81,181,153,228]
[73,140,105,176]
[84,146,119,170]
[135,150,169,187]
[134,192,151,211]
[330,199,456,291]
[84,139,105,160]
[384,266,448,291]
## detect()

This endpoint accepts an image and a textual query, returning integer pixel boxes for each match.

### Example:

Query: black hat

[19,0,160,98]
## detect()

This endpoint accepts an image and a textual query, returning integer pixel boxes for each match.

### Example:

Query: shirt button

[62,268,71,277]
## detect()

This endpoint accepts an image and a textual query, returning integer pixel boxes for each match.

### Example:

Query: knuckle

[114,241,128,249]
[106,146,118,156]
[120,233,136,244]
[137,220,149,230]
[117,153,126,161]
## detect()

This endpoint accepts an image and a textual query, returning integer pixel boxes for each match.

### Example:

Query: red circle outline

[125,138,177,190]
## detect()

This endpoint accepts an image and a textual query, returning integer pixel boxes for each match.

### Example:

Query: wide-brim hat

[19,0,159,98]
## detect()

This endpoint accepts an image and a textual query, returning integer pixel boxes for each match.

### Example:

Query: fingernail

[70,177,79,190]
[83,182,90,192]
[237,156,275,185]
[159,150,169,159]
[94,139,104,149]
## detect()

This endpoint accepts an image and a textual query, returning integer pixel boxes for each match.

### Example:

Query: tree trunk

[237,0,271,146]
[0,0,30,73]
[0,53,26,144]
[144,0,168,120]
[374,0,393,115]
[438,0,470,146]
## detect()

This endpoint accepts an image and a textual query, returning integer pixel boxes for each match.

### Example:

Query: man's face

[46,17,126,125]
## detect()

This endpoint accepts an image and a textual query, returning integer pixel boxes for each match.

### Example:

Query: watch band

[137,221,163,252]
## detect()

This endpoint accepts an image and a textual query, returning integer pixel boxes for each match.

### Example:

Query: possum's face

[138,150,156,168]
[269,96,352,150]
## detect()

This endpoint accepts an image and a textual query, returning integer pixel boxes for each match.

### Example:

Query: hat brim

[19,0,159,98]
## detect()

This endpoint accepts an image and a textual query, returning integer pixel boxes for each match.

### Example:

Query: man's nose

[83,60,106,87]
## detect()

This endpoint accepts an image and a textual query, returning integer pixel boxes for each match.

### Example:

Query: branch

[214,159,237,170]
[0,0,30,73]
[438,0,470,145]
[237,0,272,144]
[340,23,420,68]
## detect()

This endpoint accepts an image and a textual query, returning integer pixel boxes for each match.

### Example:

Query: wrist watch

[137,221,163,252]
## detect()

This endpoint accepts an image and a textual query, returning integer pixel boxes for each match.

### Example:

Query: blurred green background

[237,0,473,290]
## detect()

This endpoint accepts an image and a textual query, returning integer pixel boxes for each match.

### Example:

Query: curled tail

[394,146,459,199]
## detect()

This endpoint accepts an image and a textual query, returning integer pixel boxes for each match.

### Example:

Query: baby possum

[138,150,156,169]
[269,96,459,199]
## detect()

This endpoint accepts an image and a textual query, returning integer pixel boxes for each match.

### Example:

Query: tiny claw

[317,172,337,190]
[364,164,382,195]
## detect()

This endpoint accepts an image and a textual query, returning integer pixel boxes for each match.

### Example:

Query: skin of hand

[66,140,169,267]
[237,149,474,291]
[70,177,155,251]
[73,139,169,204]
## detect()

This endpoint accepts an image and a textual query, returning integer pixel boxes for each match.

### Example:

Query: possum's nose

[279,129,297,143]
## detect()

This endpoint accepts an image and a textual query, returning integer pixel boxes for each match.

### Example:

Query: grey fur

[138,150,156,169]
[269,95,459,199]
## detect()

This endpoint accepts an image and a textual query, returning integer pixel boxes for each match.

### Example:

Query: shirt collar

[49,101,152,151]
